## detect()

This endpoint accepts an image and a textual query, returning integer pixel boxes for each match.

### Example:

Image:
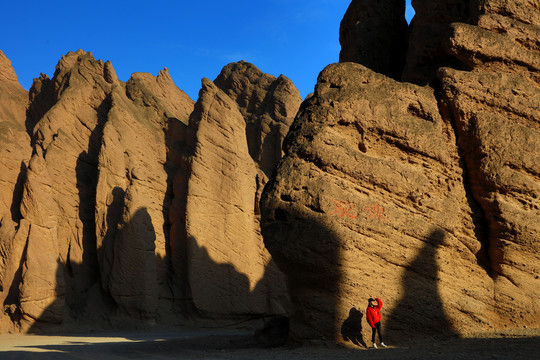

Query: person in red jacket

[366,297,387,348]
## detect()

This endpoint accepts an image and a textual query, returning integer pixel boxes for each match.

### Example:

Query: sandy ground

[0,327,538,359]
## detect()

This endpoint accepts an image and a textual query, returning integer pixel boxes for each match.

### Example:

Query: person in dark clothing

[366,297,387,348]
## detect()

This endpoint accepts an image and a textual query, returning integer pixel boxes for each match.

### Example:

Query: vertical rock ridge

[184,64,300,318]
[0,50,32,333]
[0,51,300,332]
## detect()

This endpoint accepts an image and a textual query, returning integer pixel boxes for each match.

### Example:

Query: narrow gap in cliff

[10,162,27,224]
[75,93,112,288]
[162,117,198,312]
[66,243,74,278]
[434,81,493,278]
[405,0,415,24]
[26,76,56,140]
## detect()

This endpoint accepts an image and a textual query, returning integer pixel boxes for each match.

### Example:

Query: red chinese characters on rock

[331,200,358,219]
[331,200,387,221]
[363,203,387,221]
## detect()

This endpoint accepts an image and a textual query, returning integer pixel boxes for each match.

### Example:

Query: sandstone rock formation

[95,67,194,323]
[0,51,301,333]
[184,62,301,316]
[402,0,471,84]
[261,0,539,345]
[261,63,497,342]
[0,50,32,333]
[439,0,540,328]
[0,51,30,222]
[0,0,538,344]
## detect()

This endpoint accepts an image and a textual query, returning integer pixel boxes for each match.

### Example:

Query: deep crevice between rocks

[435,82,494,278]
[73,92,112,305]
[3,230,29,326]
[10,161,27,225]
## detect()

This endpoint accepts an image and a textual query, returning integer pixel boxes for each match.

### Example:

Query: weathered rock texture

[1,0,538,343]
[95,67,194,323]
[402,0,472,84]
[184,62,301,316]
[261,0,539,345]
[0,51,31,223]
[0,51,301,332]
[438,0,540,330]
[0,51,32,333]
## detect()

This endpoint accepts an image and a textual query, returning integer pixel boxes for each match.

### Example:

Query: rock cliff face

[439,0,540,330]
[0,0,538,343]
[185,62,300,317]
[0,51,32,333]
[0,51,301,332]
[261,0,539,345]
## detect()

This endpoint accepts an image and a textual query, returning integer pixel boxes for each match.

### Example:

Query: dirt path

[0,328,538,359]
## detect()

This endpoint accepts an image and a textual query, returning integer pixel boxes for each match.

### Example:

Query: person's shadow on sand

[341,307,367,347]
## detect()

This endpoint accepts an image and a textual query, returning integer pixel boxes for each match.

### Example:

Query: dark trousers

[371,321,383,343]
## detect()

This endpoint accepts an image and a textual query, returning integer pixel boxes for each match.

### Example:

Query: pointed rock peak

[213,61,281,116]
[57,49,89,71]
[104,60,117,84]
[29,73,52,100]
[156,67,174,84]
[125,68,194,124]
[274,74,299,93]
[38,72,50,81]
[215,61,275,89]
[47,50,116,97]
[222,60,265,75]
[54,49,108,80]
[158,67,169,77]
[129,68,174,88]
[0,50,22,85]
[0,50,13,67]
[200,77,217,92]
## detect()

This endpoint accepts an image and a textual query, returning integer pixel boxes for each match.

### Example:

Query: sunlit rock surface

[0,51,301,332]
[261,0,539,345]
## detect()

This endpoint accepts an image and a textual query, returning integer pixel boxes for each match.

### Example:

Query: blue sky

[1,1,414,100]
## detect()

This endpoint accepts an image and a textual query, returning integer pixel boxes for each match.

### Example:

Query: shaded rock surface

[0,51,301,332]
[261,0,539,345]
[95,67,194,323]
[184,63,301,316]
[262,63,496,342]
[438,0,540,328]
[0,50,32,333]
[339,0,409,79]
[0,50,31,227]
[0,0,538,343]
[402,0,472,84]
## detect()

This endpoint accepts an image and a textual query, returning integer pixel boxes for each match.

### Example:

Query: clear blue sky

[1,1,414,100]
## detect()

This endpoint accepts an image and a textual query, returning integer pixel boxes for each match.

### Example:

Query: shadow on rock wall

[10,161,27,222]
[264,192,459,346]
[336,228,457,347]
[386,228,458,342]
[99,187,125,290]
[25,204,287,347]
[341,307,367,347]
[261,204,342,343]
[186,236,288,321]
